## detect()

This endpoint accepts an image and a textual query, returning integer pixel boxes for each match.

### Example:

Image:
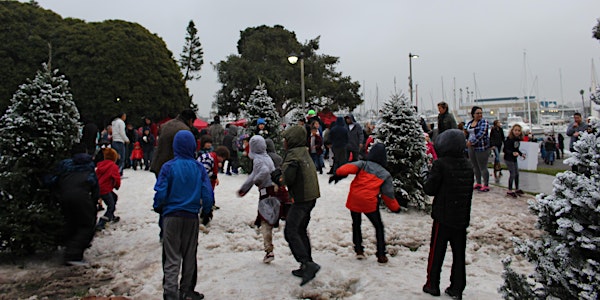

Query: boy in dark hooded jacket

[278,125,321,286]
[331,143,401,264]
[422,129,474,299]
[50,143,99,265]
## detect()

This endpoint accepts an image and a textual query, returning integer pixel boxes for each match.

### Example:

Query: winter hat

[423,132,429,138]
[367,143,387,167]
[307,109,316,116]
[213,115,221,123]
[257,118,266,125]
[102,148,119,162]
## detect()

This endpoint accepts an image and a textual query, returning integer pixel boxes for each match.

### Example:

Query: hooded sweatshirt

[329,117,349,149]
[153,131,214,217]
[335,143,399,213]
[424,129,474,229]
[281,125,320,202]
[239,135,275,194]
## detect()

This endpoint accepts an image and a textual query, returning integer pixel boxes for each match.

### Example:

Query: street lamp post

[409,53,419,103]
[288,53,305,110]
[580,89,585,116]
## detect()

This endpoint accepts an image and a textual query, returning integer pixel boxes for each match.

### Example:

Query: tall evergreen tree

[0,64,80,255]
[375,93,428,210]
[243,83,282,147]
[500,118,600,299]
[179,20,204,82]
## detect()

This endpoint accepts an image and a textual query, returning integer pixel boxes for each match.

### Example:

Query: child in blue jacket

[153,130,214,300]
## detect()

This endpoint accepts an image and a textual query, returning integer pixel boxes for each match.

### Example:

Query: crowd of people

[48,103,594,300]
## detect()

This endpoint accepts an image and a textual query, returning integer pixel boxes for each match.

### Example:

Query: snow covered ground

[1,162,540,299]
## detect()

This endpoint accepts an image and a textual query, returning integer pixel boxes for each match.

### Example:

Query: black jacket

[489,127,505,148]
[424,129,474,229]
[503,137,522,162]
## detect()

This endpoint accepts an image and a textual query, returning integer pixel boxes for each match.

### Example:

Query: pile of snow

[77,167,537,299]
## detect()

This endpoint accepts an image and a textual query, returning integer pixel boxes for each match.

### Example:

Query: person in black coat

[328,117,349,174]
[422,129,474,299]
[50,143,100,265]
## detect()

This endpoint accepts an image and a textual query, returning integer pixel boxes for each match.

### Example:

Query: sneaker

[506,191,517,198]
[65,259,90,267]
[300,261,321,286]
[226,171,232,176]
[479,185,490,192]
[422,284,441,296]
[263,251,274,263]
[180,290,204,300]
[445,287,463,299]
[377,254,388,264]
[356,251,366,260]
[473,183,482,190]
[111,216,120,223]
[515,189,524,195]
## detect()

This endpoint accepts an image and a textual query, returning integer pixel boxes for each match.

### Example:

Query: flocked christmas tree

[499,86,600,299]
[375,93,428,210]
[243,83,282,147]
[0,64,81,255]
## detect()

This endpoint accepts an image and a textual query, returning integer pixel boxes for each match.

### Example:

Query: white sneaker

[263,252,274,263]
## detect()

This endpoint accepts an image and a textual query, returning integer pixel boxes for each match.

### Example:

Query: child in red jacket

[130,141,144,170]
[330,143,401,263]
[96,148,121,230]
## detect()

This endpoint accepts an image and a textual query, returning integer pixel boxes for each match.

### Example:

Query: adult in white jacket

[111,112,130,175]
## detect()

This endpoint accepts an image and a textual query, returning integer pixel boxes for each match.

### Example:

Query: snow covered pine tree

[500,86,600,299]
[375,93,429,211]
[0,64,81,255]
[243,83,282,148]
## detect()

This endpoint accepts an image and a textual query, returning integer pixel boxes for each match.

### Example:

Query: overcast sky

[32,0,600,117]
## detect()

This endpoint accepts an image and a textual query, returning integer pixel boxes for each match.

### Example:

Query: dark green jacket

[281,125,320,202]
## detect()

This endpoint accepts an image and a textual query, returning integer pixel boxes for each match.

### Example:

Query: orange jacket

[336,161,400,213]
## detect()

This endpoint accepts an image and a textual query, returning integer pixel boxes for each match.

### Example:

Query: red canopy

[193,118,209,130]
[317,111,337,127]
[229,118,247,127]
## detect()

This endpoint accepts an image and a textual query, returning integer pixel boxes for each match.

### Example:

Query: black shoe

[300,261,321,286]
[291,268,303,277]
[180,290,204,300]
[422,285,441,296]
[111,216,120,223]
[445,287,462,299]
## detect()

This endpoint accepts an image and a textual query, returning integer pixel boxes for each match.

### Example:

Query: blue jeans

[112,141,126,174]
[492,147,501,164]
[284,199,317,264]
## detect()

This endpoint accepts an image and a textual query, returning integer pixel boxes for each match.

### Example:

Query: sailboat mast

[524,51,532,131]
[559,68,565,119]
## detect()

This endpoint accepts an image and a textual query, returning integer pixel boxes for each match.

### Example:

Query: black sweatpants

[351,209,386,257]
[284,200,316,264]
[424,221,467,292]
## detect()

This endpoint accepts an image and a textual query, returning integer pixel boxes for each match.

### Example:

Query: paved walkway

[487,153,570,195]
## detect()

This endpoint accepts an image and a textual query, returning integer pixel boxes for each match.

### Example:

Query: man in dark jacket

[150,110,196,176]
[328,117,349,174]
[222,124,240,175]
[280,125,321,286]
[422,129,474,299]
[345,114,364,162]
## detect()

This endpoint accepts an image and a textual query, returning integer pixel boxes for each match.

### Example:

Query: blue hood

[173,130,196,159]
[434,129,467,158]
[367,143,387,167]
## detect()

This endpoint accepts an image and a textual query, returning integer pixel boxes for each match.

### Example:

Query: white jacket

[111,117,129,143]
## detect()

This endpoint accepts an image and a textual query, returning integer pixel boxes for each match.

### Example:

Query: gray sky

[32,0,600,117]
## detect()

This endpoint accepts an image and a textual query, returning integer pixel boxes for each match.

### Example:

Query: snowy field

[0,164,540,299]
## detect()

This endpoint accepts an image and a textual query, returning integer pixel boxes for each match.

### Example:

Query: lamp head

[409,53,419,59]
[288,54,299,64]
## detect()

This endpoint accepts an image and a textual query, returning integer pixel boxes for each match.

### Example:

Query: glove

[153,206,163,214]
[143,136,148,142]
[328,175,347,184]
[200,210,213,225]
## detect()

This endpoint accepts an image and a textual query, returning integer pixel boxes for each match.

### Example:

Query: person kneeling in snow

[153,131,214,300]
[330,143,401,264]
[422,129,474,299]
